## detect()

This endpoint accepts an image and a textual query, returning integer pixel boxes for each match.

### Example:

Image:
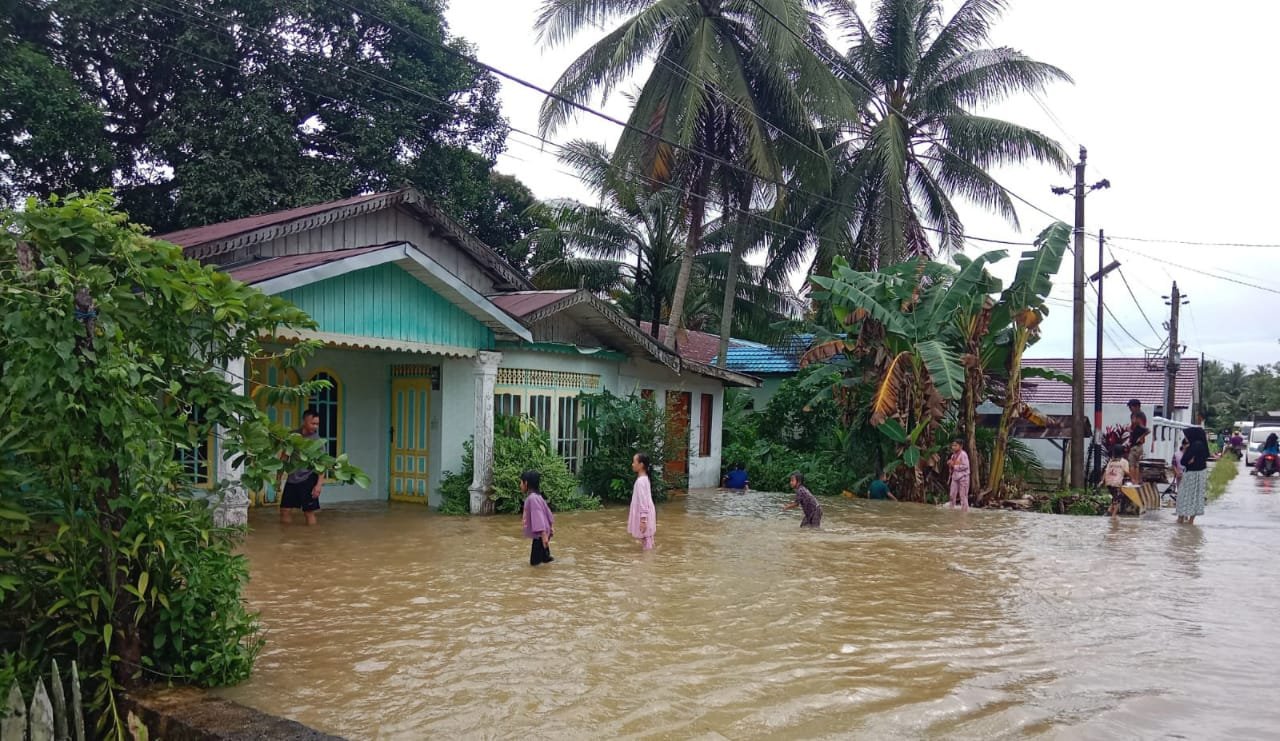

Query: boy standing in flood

[948,438,970,512]
[520,470,554,566]
[782,472,822,528]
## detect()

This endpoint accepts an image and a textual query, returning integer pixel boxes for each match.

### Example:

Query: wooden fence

[1,660,85,741]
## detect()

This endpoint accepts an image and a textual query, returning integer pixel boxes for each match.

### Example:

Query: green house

[160,188,758,514]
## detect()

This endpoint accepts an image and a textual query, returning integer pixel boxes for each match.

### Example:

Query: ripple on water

[218,471,1280,739]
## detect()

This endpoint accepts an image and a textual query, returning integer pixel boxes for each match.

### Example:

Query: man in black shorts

[279,409,324,525]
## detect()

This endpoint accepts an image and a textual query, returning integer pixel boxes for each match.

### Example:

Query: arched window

[308,371,341,458]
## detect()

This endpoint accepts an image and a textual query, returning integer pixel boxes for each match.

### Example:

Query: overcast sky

[445,1,1280,369]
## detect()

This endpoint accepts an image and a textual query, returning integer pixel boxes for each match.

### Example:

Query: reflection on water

[219,466,1280,739]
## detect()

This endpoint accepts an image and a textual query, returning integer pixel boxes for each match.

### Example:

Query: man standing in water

[782,472,822,528]
[279,408,324,526]
[1127,399,1148,480]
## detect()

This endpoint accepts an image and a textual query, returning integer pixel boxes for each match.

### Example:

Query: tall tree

[523,139,795,340]
[535,0,848,349]
[823,0,1071,266]
[0,0,531,245]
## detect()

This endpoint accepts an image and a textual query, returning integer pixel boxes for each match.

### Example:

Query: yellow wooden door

[390,376,432,503]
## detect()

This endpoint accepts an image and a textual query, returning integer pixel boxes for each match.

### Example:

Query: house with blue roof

[714,334,817,408]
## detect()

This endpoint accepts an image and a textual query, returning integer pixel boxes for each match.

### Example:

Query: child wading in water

[1103,445,1131,519]
[948,438,970,512]
[520,470,554,566]
[627,453,656,550]
[782,471,822,528]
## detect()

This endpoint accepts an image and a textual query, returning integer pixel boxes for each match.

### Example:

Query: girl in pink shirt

[627,453,656,550]
[948,438,970,512]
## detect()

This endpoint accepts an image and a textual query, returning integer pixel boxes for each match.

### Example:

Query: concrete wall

[618,358,725,489]
[232,346,733,508]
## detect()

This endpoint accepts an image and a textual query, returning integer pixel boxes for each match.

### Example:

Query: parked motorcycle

[1256,453,1279,477]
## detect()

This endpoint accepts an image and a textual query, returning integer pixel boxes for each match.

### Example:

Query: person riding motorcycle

[1229,431,1246,458]
[1249,435,1280,476]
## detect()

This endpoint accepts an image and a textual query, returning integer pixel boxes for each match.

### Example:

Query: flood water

[219,463,1280,739]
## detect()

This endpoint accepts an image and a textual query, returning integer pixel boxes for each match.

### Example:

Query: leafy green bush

[439,416,599,515]
[580,391,682,503]
[756,367,841,449]
[0,194,365,735]
[1036,488,1110,515]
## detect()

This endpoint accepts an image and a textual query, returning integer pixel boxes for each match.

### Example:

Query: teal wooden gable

[279,263,495,349]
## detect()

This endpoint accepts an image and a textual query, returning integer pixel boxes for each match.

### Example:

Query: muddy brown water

[219,464,1280,739]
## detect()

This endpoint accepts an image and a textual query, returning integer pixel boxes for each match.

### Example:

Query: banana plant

[804,250,1006,500]
[987,222,1071,491]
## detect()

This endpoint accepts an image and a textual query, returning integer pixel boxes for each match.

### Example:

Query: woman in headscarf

[1177,427,1211,524]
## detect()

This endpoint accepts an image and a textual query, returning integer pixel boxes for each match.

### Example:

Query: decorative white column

[469,351,503,514]
[213,356,250,528]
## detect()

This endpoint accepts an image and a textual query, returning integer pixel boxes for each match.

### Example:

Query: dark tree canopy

[0,0,536,250]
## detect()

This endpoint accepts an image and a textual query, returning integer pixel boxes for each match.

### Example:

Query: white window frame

[495,369,600,473]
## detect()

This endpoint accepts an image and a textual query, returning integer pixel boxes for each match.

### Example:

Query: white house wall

[619,358,725,489]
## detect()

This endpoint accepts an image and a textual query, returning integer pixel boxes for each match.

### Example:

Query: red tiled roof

[489,290,578,318]
[1022,357,1200,409]
[225,245,390,285]
[638,322,727,364]
[157,192,392,249]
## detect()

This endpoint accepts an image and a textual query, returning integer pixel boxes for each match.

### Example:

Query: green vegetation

[579,392,684,503]
[0,0,536,258]
[1208,459,1238,500]
[0,194,365,735]
[439,417,599,515]
[1036,489,1111,516]
[722,368,879,496]
[1201,361,1280,428]
[804,224,1071,501]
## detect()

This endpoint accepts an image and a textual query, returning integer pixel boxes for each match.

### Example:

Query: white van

[1246,426,1280,466]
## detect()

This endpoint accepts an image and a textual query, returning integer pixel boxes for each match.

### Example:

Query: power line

[1106,234,1280,249]
[1105,248,1163,338]
[1107,243,1280,296]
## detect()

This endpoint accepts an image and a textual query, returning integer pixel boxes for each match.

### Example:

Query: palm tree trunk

[990,325,1029,491]
[716,237,741,367]
[665,166,711,349]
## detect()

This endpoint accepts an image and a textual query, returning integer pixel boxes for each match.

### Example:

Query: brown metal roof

[637,321,724,364]
[488,290,578,318]
[1023,357,1200,409]
[157,192,391,249]
[226,245,390,285]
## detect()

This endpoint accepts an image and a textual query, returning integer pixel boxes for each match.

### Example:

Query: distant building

[982,356,1201,470]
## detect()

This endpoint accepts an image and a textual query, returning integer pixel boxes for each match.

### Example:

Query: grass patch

[1208,459,1238,500]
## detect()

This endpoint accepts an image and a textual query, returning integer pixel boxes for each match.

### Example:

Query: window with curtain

[308,371,341,457]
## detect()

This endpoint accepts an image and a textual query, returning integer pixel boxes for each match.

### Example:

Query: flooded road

[219,463,1280,739]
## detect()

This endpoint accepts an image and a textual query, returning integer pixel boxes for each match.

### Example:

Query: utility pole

[1163,282,1189,419]
[1053,146,1110,489]
[1090,229,1120,483]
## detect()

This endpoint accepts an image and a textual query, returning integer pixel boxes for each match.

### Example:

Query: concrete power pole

[1164,282,1188,419]
[1090,229,1120,483]
[1053,146,1110,490]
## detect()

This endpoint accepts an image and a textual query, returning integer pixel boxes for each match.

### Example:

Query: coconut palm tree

[535,0,849,350]
[823,0,1072,266]
[523,140,797,341]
